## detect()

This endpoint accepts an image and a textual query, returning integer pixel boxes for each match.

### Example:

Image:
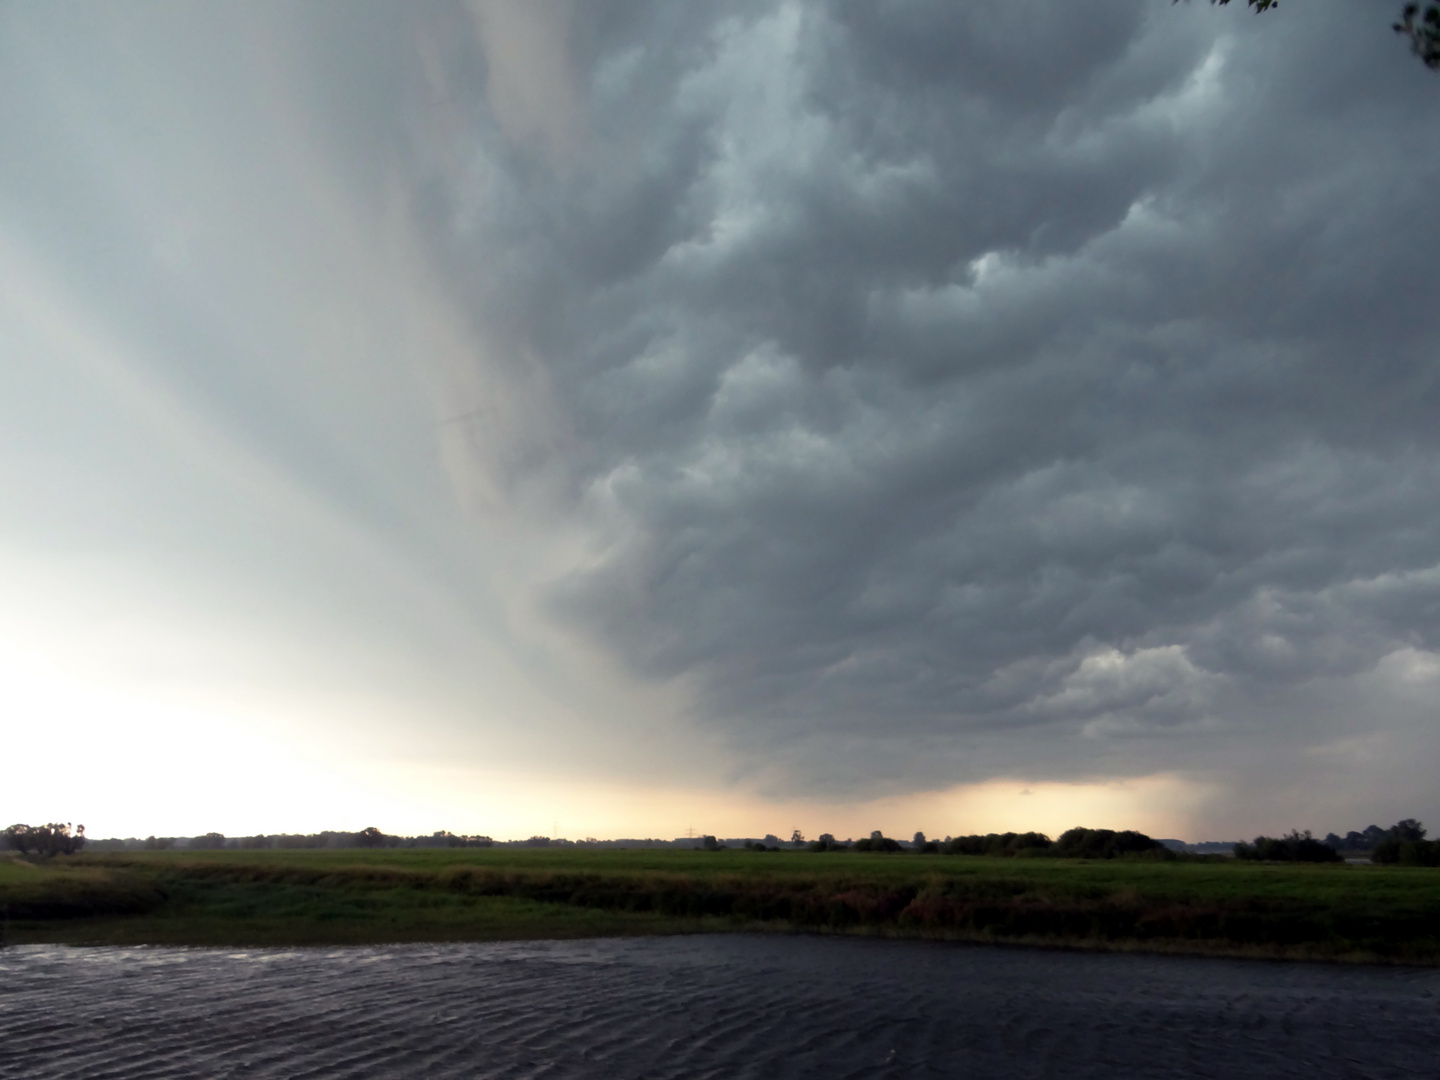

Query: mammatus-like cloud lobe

[422,1,1440,802]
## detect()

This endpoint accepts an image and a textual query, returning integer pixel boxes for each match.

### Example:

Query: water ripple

[2,936,1438,1079]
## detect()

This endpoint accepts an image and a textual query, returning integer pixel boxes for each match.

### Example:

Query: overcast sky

[3,1,1438,841]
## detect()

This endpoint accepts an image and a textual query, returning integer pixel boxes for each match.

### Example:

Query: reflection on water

[1,935,1437,1078]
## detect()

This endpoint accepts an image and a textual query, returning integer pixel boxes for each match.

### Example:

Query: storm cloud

[3,1,1438,833]
[412,1,1440,792]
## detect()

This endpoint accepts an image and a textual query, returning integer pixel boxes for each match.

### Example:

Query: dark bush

[1372,838,1440,866]
[852,831,903,853]
[1390,819,1428,842]
[1053,828,1168,860]
[1234,830,1342,863]
[942,832,1052,857]
[1326,822,1421,854]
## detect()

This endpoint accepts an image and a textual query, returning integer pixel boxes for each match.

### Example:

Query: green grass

[0,856,42,884]
[5,848,1440,961]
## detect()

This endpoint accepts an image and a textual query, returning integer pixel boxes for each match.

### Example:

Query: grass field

[4,848,1440,962]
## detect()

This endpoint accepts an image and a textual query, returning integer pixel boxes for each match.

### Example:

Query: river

[2,935,1437,1078]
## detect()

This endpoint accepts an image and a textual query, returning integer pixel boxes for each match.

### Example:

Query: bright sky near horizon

[2,1,1438,843]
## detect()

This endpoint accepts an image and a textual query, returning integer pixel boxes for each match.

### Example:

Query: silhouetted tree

[1371,820,1440,865]
[1395,3,1440,67]
[853,831,903,853]
[1196,1,1440,71]
[1391,818,1427,842]
[1234,829,1342,862]
[942,831,1053,857]
[1051,828,1169,859]
[356,826,384,848]
[2,823,86,856]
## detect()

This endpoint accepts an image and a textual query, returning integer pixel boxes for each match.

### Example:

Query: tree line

[1,823,85,856]
[77,829,500,852]
[1235,820,1435,863]
[794,828,1172,859]
[23,820,1440,864]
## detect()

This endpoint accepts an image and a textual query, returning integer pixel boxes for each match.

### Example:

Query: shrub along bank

[4,848,1440,961]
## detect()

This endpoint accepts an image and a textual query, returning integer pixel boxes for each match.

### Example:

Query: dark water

[2,935,1438,1079]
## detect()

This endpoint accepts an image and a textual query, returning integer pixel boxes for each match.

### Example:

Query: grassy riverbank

[5,848,1440,961]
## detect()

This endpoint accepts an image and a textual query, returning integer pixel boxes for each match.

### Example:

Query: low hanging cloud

[404,0,1440,801]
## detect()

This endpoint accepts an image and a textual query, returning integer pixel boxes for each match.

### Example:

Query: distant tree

[1054,828,1169,860]
[1194,1,1440,71]
[189,832,227,850]
[1234,829,1342,863]
[1371,819,1440,865]
[356,826,384,848]
[912,831,926,848]
[809,833,847,852]
[942,831,1053,857]
[790,829,805,846]
[1,823,85,856]
[1373,838,1440,866]
[853,830,903,853]
[1391,818,1427,842]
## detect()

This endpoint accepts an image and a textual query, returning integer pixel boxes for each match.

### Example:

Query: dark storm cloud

[413,0,1440,794]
